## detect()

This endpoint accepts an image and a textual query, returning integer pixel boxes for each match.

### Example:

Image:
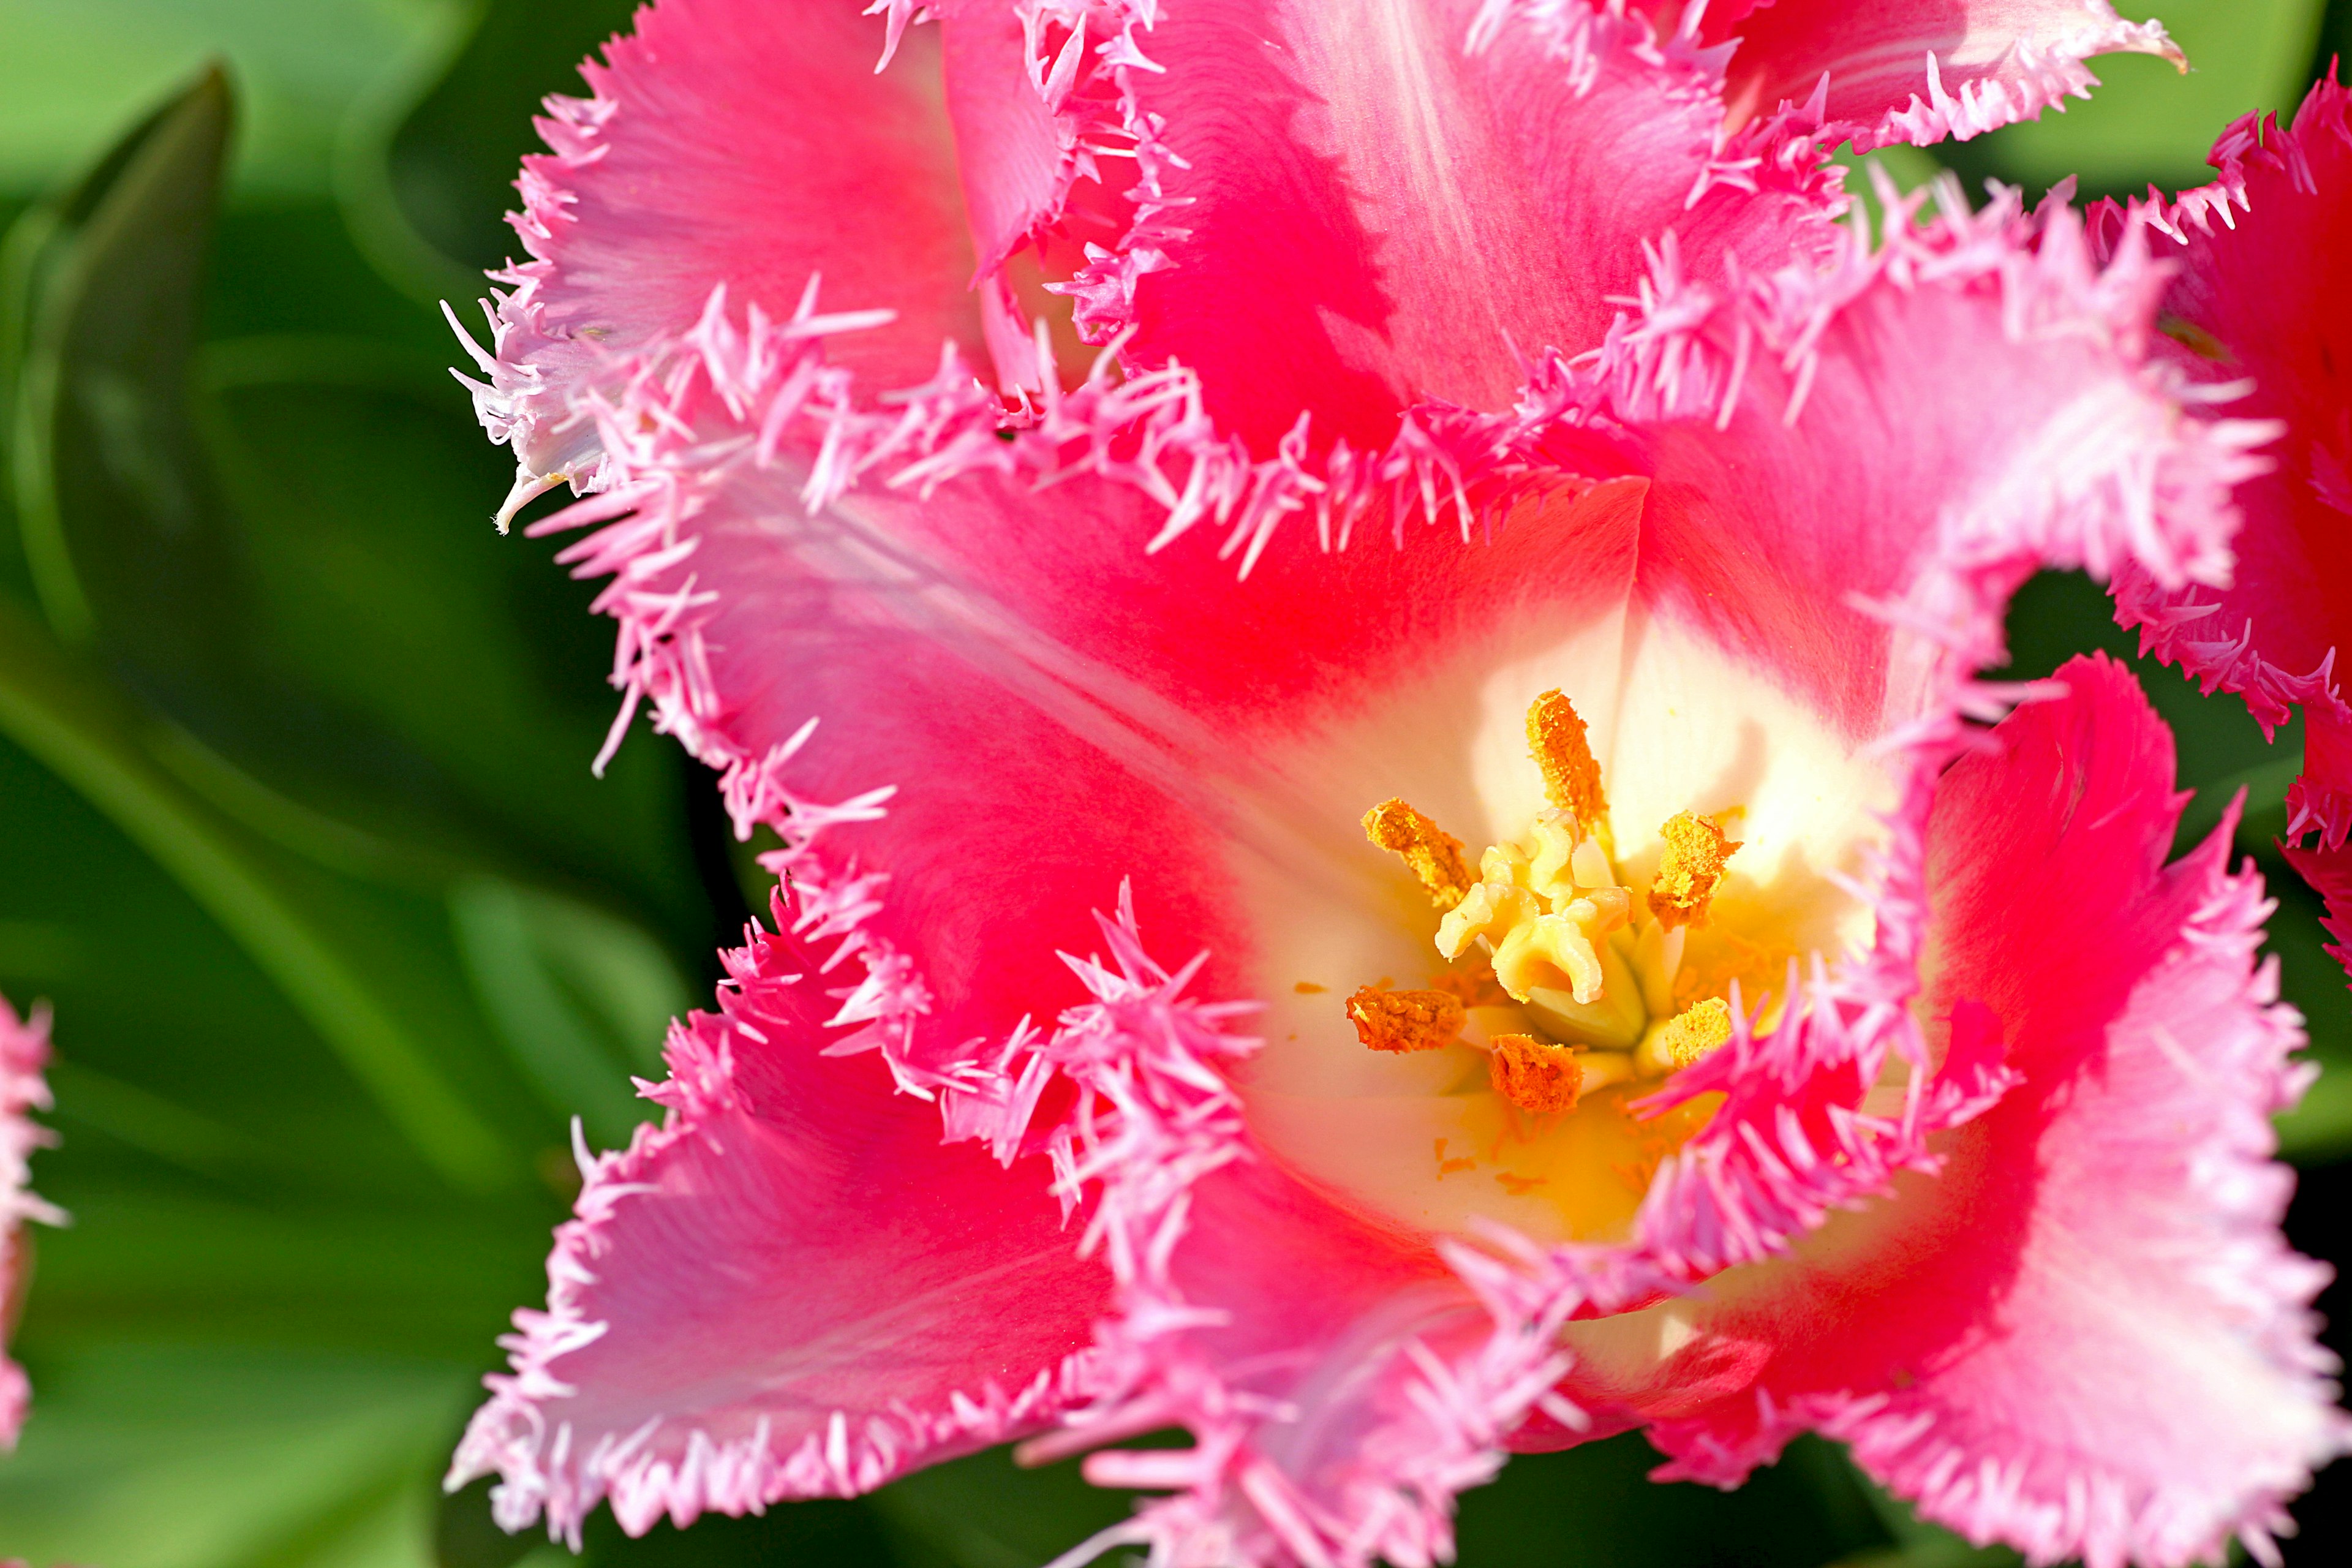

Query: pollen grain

[1649,996,1733,1072]
[1363,797,1474,908]
[1348,985,1468,1054]
[1648,811,1741,929]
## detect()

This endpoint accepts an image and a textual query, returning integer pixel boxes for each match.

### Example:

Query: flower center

[1354,690,1753,1114]
[1234,617,1889,1246]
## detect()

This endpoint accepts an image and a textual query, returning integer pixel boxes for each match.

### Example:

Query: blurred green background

[0,2,2343,1565]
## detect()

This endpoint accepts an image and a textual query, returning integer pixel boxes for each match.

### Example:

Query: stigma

[1359,689,1746,1118]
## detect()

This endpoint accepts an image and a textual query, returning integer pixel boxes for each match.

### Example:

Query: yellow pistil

[1647,811,1741,930]
[1346,985,1466,1054]
[1526,689,1606,828]
[1435,838,1631,1007]
[1488,1034,1582,1114]
[1636,995,1733,1077]
[1363,797,1474,909]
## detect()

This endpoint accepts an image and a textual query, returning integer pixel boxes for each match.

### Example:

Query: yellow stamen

[1488,1033,1582,1114]
[1363,797,1474,909]
[1637,995,1733,1076]
[1347,986,1466,1053]
[1527,690,1606,827]
[1648,811,1741,929]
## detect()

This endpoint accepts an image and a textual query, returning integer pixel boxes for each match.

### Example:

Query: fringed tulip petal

[447,900,1111,1542]
[1595,657,2346,1568]
[2282,840,2352,977]
[1644,0,2182,150]
[454,0,986,519]
[0,994,59,1449]
[1041,0,1841,457]
[2095,77,2352,979]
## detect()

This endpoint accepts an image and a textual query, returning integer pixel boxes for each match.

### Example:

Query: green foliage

[1842,2,2334,221]
[0,4,2342,1566]
[1962,0,2326,200]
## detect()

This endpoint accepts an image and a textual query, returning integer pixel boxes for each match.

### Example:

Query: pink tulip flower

[443,4,2344,1566]
[0,994,58,1449]
[2097,77,2352,982]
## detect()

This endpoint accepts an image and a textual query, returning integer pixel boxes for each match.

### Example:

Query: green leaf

[0,595,519,1189]
[1947,0,2328,200]
[7,64,240,665]
[1830,143,1950,239]
[2,71,488,881]
[4,70,715,977]
[371,0,646,279]
[0,0,469,200]
[1450,1432,1893,1568]
[1823,1462,2022,1568]
[38,1058,281,1180]
[0,1343,470,1568]
[0,725,445,1188]
[2271,872,2352,1164]
[18,1184,549,1360]
[451,876,684,1145]
[2174,748,2305,853]
[195,369,711,954]
[867,1447,1141,1568]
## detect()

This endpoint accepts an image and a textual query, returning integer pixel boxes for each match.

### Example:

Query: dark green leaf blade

[0,593,518,1191]
[9,64,241,673]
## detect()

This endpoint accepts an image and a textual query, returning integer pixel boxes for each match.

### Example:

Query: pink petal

[1645,0,2183,149]
[2095,78,2352,971]
[446,892,1111,1543]
[1030,0,1842,457]
[452,0,987,519]
[2281,839,2352,985]
[1616,655,2348,1568]
[937,1,1066,280]
[0,995,59,1451]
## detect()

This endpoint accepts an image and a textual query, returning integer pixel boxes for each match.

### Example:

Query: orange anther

[1347,986,1467,1053]
[1362,797,1474,908]
[1647,811,1741,930]
[1488,1033,1582,1115]
[1526,690,1606,826]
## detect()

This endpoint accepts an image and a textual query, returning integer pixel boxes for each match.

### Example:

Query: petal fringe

[1643,0,2181,153]
[1636,658,2348,1568]
[446,851,1111,1544]
[2090,78,2352,933]
[450,0,986,526]
[1035,0,1847,454]
[0,994,61,1450]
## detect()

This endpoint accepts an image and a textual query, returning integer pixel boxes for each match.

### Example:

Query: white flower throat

[1238,612,1888,1245]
